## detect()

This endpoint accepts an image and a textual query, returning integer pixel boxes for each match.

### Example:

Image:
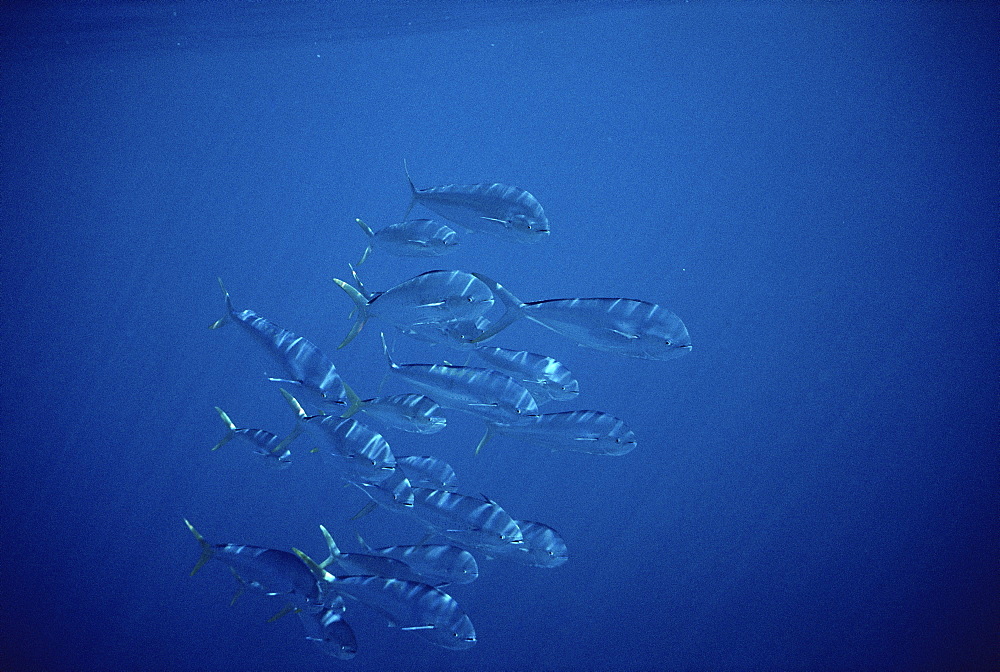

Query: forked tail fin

[184,519,215,576]
[209,277,235,329]
[332,277,369,348]
[469,272,525,343]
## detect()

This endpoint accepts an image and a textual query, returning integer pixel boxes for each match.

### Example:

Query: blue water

[2,2,996,670]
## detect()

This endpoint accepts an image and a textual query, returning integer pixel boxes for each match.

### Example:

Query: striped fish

[294,550,477,650]
[184,520,326,613]
[209,279,346,406]
[341,382,446,435]
[211,407,296,469]
[398,315,491,351]
[505,520,568,568]
[408,488,523,553]
[334,269,493,348]
[382,333,538,425]
[297,605,358,660]
[314,525,426,584]
[281,390,396,484]
[471,273,693,361]
[356,534,479,586]
[406,164,549,243]
[473,346,580,404]
[487,410,637,456]
[395,455,458,491]
[355,217,459,265]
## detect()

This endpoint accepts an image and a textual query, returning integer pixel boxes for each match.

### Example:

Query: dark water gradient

[1,2,996,670]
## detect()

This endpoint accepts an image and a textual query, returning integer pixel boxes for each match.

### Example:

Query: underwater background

[1,1,996,670]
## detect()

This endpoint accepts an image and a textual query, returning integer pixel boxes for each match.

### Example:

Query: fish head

[507,212,550,241]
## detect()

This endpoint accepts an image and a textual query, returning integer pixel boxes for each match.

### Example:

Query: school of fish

[190,167,691,660]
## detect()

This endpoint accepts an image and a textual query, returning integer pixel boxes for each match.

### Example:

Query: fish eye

[664,340,671,346]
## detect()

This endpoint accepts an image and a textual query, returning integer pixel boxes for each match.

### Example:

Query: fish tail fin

[355,219,374,265]
[349,264,373,300]
[209,277,234,329]
[211,407,238,451]
[333,278,368,348]
[292,547,329,583]
[267,603,300,623]
[340,381,364,418]
[475,424,496,455]
[271,425,302,455]
[354,531,371,551]
[469,272,525,343]
[280,388,309,420]
[184,519,214,576]
[403,159,417,218]
[317,524,341,569]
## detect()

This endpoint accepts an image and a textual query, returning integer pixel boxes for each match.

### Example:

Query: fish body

[383,335,538,424]
[409,488,523,553]
[318,527,426,584]
[346,390,447,435]
[471,273,692,361]
[357,538,479,586]
[407,169,549,243]
[491,410,637,456]
[334,270,493,347]
[398,316,491,350]
[503,520,569,568]
[294,549,477,650]
[297,605,358,660]
[396,455,458,491]
[185,520,326,613]
[210,279,346,405]
[281,390,396,483]
[473,346,580,404]
[356,218,459,265]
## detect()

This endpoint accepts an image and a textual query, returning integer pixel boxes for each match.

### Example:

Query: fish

[355,217,459,265]
[341,382,446,435]
[313,525,427,584]
[281,389,396,484]
[397,315,491,351]
[211,407,296,469]
[294,550,477,650]
[473,346,580,404]
[406,164,549,243]
[349,466,416,513]
[209,279,347,406]
[333,269,494,347]
[382,333,539,425]
[483,409,637,456]
[470,273,693,361]
[408,488,523,554]
[395,455,458,491]
[355,534,479,586]
[184,520,327,614]
[502,520,568,568]
[297,605,358,660]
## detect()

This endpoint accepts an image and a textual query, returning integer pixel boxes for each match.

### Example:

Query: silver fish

[297,605,358,660]
[382,333,538,424]
[355,217,459,265]
[211,407,296,469]
[334,269,493,347]
[209,279,347,405]
[398,315,491,351]
[356,534,479,586]
[341,382,446,435]
[503,520,568,568]
[185,520,326,613]
[470,273,692,361]
[473,346,580,404]
[395,455,458,491]
[295,550,477,650]
[281,390,396,484]
[314,526,426,584]
[406,164,549,243]
[485,409,637,456]
[408,488,523,554]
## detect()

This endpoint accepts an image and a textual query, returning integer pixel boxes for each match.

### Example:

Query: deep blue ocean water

[2,2,996,670]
